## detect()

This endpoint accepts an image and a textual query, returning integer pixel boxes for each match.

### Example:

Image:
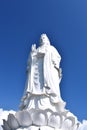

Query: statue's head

[40,34,50,46]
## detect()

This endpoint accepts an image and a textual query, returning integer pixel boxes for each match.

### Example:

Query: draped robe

[21,44,63,111]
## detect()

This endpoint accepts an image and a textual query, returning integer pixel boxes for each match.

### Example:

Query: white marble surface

[20,34,64,112]
[2,34,80,130]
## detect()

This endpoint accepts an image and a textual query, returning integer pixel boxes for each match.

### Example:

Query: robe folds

[21,44,63,111]
[25,44,61,100]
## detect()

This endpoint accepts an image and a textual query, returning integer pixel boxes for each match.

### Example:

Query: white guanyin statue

[2,34,79,130]
[19,34,65,112]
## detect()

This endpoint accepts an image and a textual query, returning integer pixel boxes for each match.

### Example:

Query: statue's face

[40,34,50,46]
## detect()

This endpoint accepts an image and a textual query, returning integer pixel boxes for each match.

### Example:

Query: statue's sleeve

[26,48,36,72]
[26,54,31,73]
[51,46,61,69]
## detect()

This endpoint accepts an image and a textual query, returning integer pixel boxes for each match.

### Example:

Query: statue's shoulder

[50,45,57,50]
[50,45,61,58]
[50,45,59,53]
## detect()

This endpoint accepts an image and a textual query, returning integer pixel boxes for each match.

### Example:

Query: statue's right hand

[31,44,37,58]
[31,44,36,52]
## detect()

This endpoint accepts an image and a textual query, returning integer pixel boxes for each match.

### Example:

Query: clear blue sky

[0,0,87,121]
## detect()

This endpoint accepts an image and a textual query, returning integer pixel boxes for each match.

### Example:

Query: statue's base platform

[16,126,58,130]
[2,109,79,130]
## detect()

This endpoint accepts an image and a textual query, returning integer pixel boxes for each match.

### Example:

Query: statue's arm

[51,46,62,79]
[26,44,37,73]
[51,46,61,69]
[26,54,31,74]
